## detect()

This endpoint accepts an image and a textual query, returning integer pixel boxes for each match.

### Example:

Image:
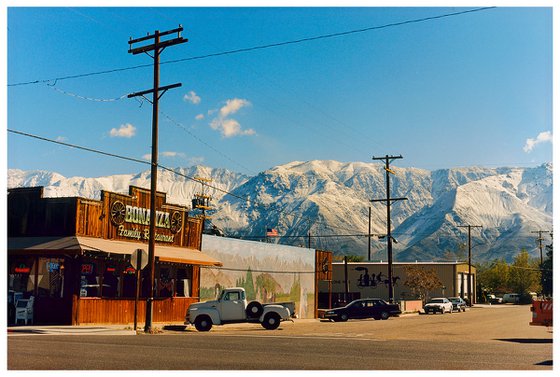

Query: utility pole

[128,26,188,333]
[368,207,372,261]
[458,225,482,307]
[371,155,407,303]
[531,230,549,265]
[308,219,312,249]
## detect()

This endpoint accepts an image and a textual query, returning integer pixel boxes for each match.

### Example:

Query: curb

[8,326,137,336]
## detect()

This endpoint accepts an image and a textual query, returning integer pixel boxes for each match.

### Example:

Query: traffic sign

[131,248,148,270]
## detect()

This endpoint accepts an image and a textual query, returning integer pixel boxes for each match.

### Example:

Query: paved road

[8,304,552,370]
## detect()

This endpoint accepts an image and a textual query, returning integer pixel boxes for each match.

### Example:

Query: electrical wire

[7,7,496,88]
[6,128,360,236]
[48,84,129,102]
[160,110,255,175]
[8,127,550,250]
[201,265,315,274]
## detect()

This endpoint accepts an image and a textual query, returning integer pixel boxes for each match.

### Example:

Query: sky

[5,2,555,178]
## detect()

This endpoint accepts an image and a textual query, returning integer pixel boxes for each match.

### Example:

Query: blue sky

[6,4,554,178]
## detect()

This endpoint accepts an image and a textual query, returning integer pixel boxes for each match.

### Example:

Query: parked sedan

[322,298,401,322]
[424,297,453,314]
[448,297,467,312]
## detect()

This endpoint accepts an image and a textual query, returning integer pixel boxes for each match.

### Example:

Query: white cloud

[523,131,552,153]
[208,98,255,138]
[211,117,256,138]
[187,156,205,165]
[56,136,68,142]
[161,151,186,158]
[183,91,201,105]
[195,114,205,120]
[219,98,250,118]
[143,151,189,160]
[109,123,136,138]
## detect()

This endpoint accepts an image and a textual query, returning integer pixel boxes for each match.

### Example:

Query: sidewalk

[7,324,137,336]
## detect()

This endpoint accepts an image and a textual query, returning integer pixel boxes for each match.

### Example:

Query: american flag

[266,228,278,237]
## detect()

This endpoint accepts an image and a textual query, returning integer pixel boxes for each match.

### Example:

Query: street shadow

[162,325,187,332]
[495,338,552,344]
[535,360,553,366]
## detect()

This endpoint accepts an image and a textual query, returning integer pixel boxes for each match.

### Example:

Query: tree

[255,273,279,302]
[477,259,510,295]
[236,267,256,300]
[541,242,553,297]
[403,265,443,304]
[508,249,541,296]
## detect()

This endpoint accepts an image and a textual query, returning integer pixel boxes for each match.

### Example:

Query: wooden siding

[76,199,104,237]
[9,185,203,251]
[8,187,78,237]
[73,296,199,325]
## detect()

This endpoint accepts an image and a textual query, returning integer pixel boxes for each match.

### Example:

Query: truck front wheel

[194,315,213,332]
[261,313,281,330]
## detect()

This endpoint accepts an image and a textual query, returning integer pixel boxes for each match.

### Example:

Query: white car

[424,297,453,314]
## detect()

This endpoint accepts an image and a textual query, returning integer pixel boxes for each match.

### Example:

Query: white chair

[15,296,34,325]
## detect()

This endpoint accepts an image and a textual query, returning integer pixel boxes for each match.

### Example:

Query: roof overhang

[8,236,222,267]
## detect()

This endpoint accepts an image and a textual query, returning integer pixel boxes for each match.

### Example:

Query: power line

[201,265,315,274]
[7,128,242,201]
[8,7,496,87]
[8,129,149,165]
[9,127,551,243]
[40,80,257,175]
[160,110,255,175]
[48,83,129,102]
[7,127,356,235]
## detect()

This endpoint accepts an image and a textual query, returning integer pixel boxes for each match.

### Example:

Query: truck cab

[217,288,247,321]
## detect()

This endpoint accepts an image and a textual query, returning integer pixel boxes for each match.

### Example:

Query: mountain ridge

[8,160,552,263]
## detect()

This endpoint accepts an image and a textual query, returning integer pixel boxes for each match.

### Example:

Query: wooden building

[7,186,222,325]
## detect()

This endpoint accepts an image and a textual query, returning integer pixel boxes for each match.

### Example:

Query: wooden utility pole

[458,224,482,306]
[128,26,188,333]
[368,207,372,261]
[531,230,549,265]
[371,155,407,303]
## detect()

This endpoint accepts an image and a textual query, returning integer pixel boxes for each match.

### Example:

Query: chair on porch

[15,296,34,325]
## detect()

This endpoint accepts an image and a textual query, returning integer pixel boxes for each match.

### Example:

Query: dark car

[448,297,467,312]
[322,298,401,322]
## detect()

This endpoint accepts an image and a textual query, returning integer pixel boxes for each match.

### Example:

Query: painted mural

[200,235,316,319]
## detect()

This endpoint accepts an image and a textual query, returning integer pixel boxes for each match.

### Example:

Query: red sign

[81,263,94,275]
[14,264,30,274]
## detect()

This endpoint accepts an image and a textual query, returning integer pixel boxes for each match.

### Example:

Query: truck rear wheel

[246,301,264,318]
[261,313,281,330]
[194,315,212,332]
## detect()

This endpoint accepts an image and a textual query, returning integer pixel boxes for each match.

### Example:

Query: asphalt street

[7,304,553,370]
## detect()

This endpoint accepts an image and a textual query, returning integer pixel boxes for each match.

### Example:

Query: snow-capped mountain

[7,161,552,263]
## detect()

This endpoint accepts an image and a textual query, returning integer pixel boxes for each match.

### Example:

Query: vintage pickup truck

[185,287,296,331]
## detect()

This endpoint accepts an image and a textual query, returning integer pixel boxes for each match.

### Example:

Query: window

[37,258,65,298]
[8,257,35,295]
[102,263,120,298]
[157,267,174,297]
[121,264,137,298]
[226,291,240,301]
[80,259,100,297]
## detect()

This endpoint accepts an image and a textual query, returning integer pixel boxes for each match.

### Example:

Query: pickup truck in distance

[185,287,296,331]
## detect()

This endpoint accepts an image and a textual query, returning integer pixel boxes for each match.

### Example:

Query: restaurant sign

[110,200,183,243]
